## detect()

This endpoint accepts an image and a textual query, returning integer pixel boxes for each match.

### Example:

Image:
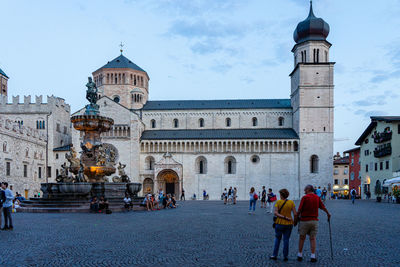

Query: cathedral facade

[71,4,334,200]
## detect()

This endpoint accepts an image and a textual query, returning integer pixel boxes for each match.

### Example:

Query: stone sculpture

[112,162,130,183]
[66,147,80,171]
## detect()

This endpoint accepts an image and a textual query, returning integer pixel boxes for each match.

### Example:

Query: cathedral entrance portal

[157,169,179,196]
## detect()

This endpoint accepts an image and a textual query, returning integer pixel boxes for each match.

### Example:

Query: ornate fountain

[70,78,117,182]
[21,78,143,212]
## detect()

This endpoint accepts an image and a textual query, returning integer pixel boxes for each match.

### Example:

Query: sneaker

[1,227,8,231]
[269,256,277,260]
[8,226,13,230]
[310,258,317,263]
[297,256,303,262]
[283,258,288,262]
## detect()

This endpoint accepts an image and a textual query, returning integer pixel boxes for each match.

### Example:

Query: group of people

[248,185,331,262]
[142,190,177,211]
[0,182,14,230]
[89,196,110,213]
[222,187,237,204]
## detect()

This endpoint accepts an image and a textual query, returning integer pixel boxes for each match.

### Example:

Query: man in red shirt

[296,185,331,262]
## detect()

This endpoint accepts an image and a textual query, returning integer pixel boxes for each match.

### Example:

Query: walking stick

[328,218,333,260]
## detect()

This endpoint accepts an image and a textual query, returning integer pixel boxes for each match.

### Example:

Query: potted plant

[375,181,382,202]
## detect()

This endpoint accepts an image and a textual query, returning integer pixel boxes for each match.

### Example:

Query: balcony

[374,144,392,158]
[373,131,392,144]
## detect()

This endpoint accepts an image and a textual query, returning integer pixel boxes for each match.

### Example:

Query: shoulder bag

[272,199,288,229]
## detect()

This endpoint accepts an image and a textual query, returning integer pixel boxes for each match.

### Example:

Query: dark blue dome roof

[293,2,330,44]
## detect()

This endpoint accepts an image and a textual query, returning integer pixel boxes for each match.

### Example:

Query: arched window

[173,119,179,128]
[113,96,120,103]
[225,156,236,174]
[150,119,156,129]
[278,117,284,126]
[226,118,231,127]
[3,142,7,152]
[134,75,137,86]
[130,74,133,84]
[145,156,155,170]
[252,117,258,127]
[196,156,207,174]
[199,118,204,128]
[310,155,319,173]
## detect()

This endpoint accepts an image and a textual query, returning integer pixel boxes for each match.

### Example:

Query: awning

[383,177,400,187]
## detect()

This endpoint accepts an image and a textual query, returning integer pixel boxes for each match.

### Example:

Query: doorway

[166,183,175,195]
[157,169,180,197]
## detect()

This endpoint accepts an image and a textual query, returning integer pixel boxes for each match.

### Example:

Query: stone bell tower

[0,67,9,97]
[290,1,334,196]
[92,48,149,110]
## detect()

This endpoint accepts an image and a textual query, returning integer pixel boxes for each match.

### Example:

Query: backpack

[253,194,258,200]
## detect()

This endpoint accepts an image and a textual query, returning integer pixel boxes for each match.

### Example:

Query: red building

[344,147,361,196]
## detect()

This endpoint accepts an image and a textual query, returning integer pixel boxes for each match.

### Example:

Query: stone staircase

[18,197,145,213]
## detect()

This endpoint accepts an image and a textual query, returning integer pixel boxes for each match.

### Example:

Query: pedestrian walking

[321,187,327,202]
[233,187,237,204]
[1,182,14,230]
[350,188,356,204]
[267,188,277,213]
[296,185,331,262]
[261,186,267,208]
[227,187,233,204]
[270,189,297,262]
[223,188,227,204]
[315,187,322,198]
[0,183,5,229]
[181,188,185,201]
[248,187,258,214]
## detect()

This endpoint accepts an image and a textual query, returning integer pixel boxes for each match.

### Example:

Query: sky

[0,0,399,153]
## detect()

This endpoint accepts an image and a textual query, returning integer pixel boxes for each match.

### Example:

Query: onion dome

[293,1,330,44]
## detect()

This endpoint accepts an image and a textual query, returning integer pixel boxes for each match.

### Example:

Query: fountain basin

[71,115,114,132]
[127,183,142,197]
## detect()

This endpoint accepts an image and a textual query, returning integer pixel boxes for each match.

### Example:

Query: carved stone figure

[117,162,127,177]
[96,145,107,166]
[56,163,74,183]
[66,147,80,170]
[112,162,130,183]
[75,162,88,183]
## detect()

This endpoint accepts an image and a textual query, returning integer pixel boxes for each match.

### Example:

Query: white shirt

[124,197,131,203]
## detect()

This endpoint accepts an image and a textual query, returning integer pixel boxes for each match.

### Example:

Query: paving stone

[0,200,399,266]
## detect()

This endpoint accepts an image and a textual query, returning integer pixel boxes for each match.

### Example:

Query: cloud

[169,20,245,39]
[354,109,388,118]
[352,91,398,107]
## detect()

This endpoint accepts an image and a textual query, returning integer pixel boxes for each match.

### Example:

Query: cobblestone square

[0,200,399,266]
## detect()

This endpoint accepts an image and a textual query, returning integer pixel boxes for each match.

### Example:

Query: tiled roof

[0,68,8,78]
[53,144,72,151]
[141,128,299,140]
[142,99,292,110]
[95,55,146,73]
[333,156,349,165]
[370,116,400,122]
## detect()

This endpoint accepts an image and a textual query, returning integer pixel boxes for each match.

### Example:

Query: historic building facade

[71,3,334,200]
[356,116,400,199]
[0,116,46,198]
[0,94,72,197]
[344,147,361,196]
[333,152,349,196]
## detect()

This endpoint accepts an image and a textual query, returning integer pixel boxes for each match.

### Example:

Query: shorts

[261,197,266,202]
[298,220,318,237]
